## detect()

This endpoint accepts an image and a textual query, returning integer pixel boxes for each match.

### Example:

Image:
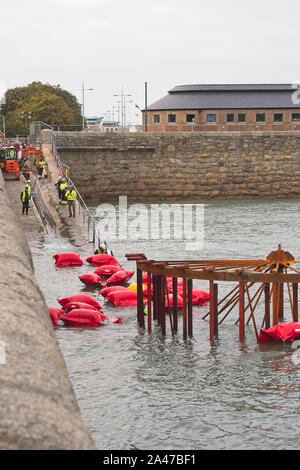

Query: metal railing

[30,172,57,233]
[50,130,103,249]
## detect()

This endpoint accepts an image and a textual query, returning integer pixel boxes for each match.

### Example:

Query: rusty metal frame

[126,246,300,343]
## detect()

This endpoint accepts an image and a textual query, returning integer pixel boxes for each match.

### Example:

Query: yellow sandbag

[128,282,137,292]
[128,282,146,292]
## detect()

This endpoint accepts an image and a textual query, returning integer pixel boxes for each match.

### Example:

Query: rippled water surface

[30,198,300,450]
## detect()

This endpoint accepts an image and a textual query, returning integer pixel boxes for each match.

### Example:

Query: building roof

[147,84,299,111]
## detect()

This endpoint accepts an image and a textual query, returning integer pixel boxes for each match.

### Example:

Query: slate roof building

[143,84,300,132]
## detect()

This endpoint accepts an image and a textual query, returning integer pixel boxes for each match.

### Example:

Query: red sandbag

[165,294,184,309]
[79,273,102,286]
[48,307,63,326]
[178,288,210,306]
[111,317,122,323]
[258,322,300,344]
[62,301,102,313]
[102,270,134,287]
[61,309,103,327]
[53,252,83,267]
[94,265,124,276]
[99,286,128,298]
[167,278,184,289]
[58,294,101,309]
[106,290,138,307]
[86,254,119,267]
[142,273,151,283]
[62,304,107,321]
[142,285,153,297]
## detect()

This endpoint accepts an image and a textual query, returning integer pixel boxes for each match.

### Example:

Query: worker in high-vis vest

[37,159,45,178]
[20,182,31,215]
[65,185,77,217]
[9,146,15,158]
[60,179,68,205]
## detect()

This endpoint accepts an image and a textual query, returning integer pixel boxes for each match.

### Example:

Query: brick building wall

[144,108,300,132]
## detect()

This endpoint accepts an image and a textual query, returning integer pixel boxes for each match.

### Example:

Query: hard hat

[27,180,31,184]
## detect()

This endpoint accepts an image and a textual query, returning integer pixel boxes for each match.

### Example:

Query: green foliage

[2,82,82,137]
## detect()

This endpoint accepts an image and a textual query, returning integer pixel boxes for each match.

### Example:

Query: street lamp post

[0,115,5,139]
[20,111,32,133]
[144,82,148,132]
[81,82,94,131]
[113,89,132,130]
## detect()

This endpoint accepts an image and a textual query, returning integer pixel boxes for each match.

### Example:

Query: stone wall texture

[43,130,300,201]
[0,169,95,449]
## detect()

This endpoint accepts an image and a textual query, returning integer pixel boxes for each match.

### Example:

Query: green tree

[2,82,82,136]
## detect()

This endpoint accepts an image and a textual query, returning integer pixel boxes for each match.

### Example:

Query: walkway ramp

[5,178,44,234]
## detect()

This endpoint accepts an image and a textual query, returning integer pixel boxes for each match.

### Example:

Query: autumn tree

[2,82,82,136]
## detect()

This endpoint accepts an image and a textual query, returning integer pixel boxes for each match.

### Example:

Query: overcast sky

[1,0,300,125]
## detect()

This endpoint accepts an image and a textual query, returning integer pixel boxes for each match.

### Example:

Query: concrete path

[5,177,44,235]
[40,144,93,248]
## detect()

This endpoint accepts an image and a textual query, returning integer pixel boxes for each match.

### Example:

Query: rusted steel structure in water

[126,245,300,342]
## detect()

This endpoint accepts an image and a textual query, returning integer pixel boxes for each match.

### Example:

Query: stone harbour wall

[43,130,300,201]
[0,169,95,449]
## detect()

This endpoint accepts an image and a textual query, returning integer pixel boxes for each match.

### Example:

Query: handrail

[31,121,54,130]
[49,130,103,249]
[30,172,57,233]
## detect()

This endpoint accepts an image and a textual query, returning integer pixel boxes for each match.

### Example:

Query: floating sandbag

[62,301,103,313]
[99,286,129,298]
[94,265,124,276]
[128,282,147,292]
[58,294,102,310]
[79,273,102,286]
[53,252,83,267]
[165,294,184,309]
[142,273,150,283]
[142,284,153,296]
[61,309,103,327]
[48,307,63,326]
[101,270,135,288]
[111,317,122,323]
[167,278,184,289]
[106,289,138,307]
[86,254,119,267]
[178,288,210,306]
[258,322,300,344]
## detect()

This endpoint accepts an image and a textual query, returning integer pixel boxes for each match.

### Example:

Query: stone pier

[0,170,95,449]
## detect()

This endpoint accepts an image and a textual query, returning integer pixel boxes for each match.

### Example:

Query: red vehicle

[0,147,20,180]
